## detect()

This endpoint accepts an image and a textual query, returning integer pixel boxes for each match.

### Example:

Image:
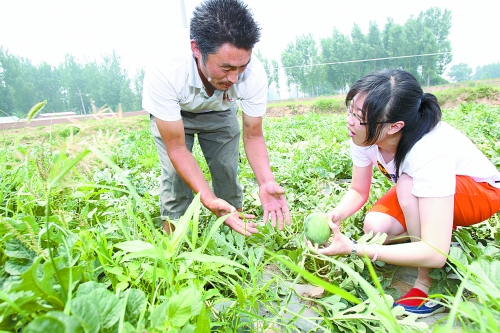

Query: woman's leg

[364,186,406,243]
[396,173,432,292]
[365,174,431,291]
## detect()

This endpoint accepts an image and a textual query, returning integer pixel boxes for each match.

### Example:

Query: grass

[0,91,499,331]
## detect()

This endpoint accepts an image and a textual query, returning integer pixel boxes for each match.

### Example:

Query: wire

[282,52,451,69]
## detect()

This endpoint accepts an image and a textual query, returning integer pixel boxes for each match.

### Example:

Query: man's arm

[155,117,216,205]
[242,113,291,228]
[155,117,259,235]
[241,113,275,185]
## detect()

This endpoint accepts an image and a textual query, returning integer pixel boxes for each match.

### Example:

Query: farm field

[0,85,499,332]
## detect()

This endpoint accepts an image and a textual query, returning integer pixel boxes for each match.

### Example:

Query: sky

[1,0,499,81]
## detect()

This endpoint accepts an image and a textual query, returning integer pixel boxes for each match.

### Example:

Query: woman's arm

[330,165,373,222]
[318,195,454,268]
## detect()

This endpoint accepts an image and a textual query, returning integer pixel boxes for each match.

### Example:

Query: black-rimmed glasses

[346,102,368,125]
[346,102,394,126]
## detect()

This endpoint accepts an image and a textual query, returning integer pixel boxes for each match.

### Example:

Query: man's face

[191,41,252,91]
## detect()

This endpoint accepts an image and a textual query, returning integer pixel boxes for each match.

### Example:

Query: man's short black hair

[190,0,261,63]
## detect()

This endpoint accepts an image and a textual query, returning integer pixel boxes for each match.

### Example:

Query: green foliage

[473,62,500,80]
[433,84,500,106]
[448,63,473,82]
[282,6,453,95]
[0,100,498,331]
[0,48,143,117]
[312,97,344,113]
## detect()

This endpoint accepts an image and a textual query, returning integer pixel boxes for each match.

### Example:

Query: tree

[254,50,272,99]
[132,68,145,111]
[473,62,500,80]
[418,7,453,76]
[448,63,472,82]
[270,60,280,100]
[96,51,128,112]
[34,62,65,113]
[419,28,440,86]
[366,21,386,71]
[59,55,89,114]
[281,34,322,97]
[382,18,408,69]
[321,28,354,93]
[350,24,372,79]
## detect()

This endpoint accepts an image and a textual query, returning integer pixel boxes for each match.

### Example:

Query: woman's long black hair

[346,69,442,177]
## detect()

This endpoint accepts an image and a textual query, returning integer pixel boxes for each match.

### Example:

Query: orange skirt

[369,175,500,230]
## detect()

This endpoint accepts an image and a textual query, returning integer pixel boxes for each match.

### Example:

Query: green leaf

[150,302,169,330]
[45,311,84,333]
[23,316,65,333]
[177,253,247,271]
[168,288,203,327]
[448,246,468,267]
[9,257,64,309]
[114,240,155,252]
[234,284,245,307]
[5,258,34,275]
[26,100,47,123]
[88,289,124,329]
[120,288,147,326]
[69,297,100,333]
[463,259,500,300]
[195,305,211,333]
[75,281,107,298]
[264,249,360,304]
[4,238,37,260]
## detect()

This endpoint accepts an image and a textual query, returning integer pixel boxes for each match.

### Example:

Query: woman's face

[346,93,369,146]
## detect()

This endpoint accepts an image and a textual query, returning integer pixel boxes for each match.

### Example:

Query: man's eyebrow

[220,58,251,68]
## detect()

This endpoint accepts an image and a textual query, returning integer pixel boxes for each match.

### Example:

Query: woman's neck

[377,132,401,162]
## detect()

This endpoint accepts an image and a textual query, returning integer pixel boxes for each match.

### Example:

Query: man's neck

[196,58,215,97]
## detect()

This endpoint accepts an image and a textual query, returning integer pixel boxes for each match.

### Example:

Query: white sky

[1,0,499,79]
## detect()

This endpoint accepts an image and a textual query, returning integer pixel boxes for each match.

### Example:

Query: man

[142,0,290,236]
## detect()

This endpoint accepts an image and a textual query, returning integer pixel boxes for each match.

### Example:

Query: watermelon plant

[0,98,499,332]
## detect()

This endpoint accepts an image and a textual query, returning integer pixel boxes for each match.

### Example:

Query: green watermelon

[304,212,331,247]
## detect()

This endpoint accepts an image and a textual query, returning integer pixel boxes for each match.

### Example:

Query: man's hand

[204,198,258,236]
[223,212,258,236]
[259,182,291,230]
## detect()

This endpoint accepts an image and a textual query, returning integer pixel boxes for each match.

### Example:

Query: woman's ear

[388,121,405,135]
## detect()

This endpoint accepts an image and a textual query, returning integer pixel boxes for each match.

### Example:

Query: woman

[314,69,500,317]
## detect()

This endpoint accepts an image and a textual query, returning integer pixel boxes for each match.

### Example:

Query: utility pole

[180,0,188,28]
[78,89,87,115]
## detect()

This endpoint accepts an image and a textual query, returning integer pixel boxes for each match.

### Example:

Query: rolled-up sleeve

[142,64,182,122]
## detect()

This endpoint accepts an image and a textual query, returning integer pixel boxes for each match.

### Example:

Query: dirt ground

[266,79,500,118]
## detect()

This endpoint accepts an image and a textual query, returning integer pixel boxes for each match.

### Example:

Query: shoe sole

[404,305,445,318]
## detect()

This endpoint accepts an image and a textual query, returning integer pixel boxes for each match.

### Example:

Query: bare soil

[266,79,500,118]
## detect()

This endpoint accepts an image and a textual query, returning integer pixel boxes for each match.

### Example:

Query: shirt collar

[188,54,203,89]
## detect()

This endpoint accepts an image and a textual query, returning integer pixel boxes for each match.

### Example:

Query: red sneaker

[394,288,445,318]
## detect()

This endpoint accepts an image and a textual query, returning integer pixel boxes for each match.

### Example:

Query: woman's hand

[307,219,353,256]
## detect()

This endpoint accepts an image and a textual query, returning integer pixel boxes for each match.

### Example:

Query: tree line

[447,62,500,82]
[0,49,144,118]
[4,6,494,116]
[258,7,453,98]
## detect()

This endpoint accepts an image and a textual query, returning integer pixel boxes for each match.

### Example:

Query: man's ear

[191,40,201,59]
[388,121,405,135]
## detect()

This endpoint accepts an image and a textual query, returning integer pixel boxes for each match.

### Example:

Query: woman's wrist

[350,240,358,256]
[332,208,343,221]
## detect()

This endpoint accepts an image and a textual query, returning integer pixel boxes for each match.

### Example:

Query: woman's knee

[363,212,393,234]
[364,212,406,238]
